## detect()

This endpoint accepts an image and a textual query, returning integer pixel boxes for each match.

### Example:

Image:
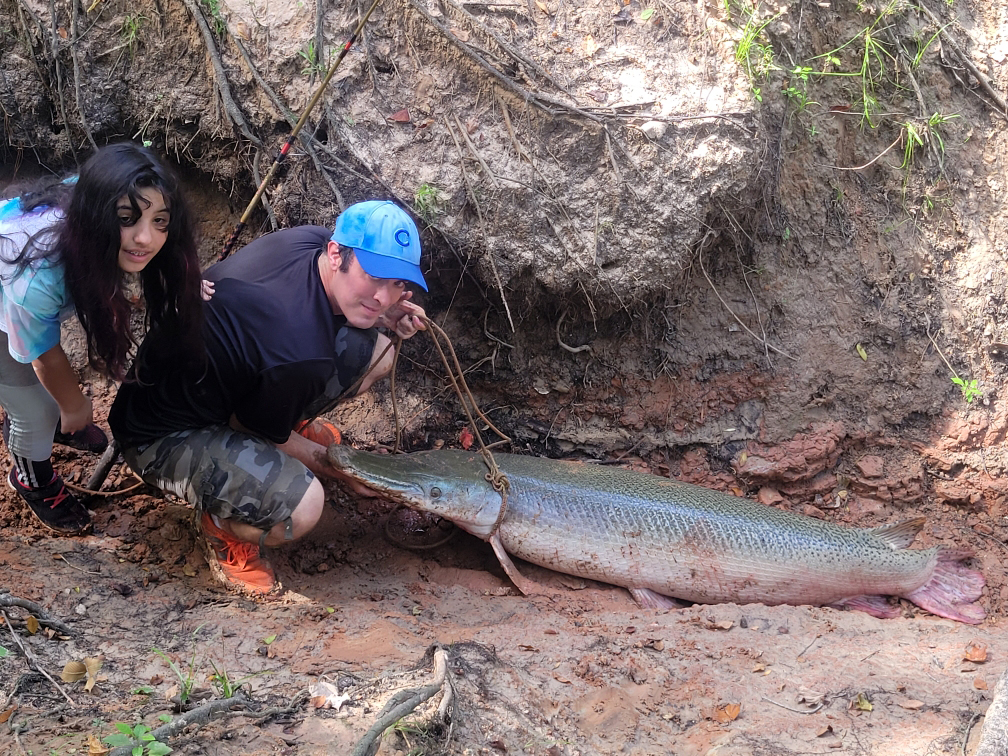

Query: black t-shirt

[109,226,377,446]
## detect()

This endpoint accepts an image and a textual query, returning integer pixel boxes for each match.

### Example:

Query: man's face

[327,246,407,328]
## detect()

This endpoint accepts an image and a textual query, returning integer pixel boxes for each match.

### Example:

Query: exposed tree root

[180,0,261,146]
[106,694,252,756]
[350,646,451,756]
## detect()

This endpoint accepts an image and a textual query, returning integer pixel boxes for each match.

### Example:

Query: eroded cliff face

[3,0,1008,534]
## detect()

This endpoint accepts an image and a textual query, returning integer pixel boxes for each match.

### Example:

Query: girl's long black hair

[1,143,204,379]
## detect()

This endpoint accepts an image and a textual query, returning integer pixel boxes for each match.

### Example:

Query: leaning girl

[0,143,205,533]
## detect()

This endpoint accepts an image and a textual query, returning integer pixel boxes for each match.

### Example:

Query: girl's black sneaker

[53,421,109,453]
[8,468,91,534]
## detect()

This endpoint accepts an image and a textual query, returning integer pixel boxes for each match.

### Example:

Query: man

[109,200,427,595]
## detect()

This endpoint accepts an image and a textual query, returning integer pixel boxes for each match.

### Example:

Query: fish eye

[430,486,441,498]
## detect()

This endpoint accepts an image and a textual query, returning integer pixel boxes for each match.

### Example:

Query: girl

[0,143,205,534]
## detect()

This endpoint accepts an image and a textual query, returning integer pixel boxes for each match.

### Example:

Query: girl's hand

[60,394,94,434]
[201,279,215,301]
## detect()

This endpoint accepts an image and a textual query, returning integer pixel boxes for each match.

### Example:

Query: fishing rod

[219,0,384,260]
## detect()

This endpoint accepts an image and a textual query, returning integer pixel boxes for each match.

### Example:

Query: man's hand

[377,291,427,339]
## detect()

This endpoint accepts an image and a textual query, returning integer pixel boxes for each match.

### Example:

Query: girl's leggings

[0,330,59,483]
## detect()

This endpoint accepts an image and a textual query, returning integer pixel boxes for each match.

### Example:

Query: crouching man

[109,201,428,595]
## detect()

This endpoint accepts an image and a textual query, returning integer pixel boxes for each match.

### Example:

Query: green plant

[299,40,325,77]
[120,14,146,56]
[200,0,227,36]
[733,4,780,85]
[952,374,982,403]
[901,111,958,169]
[813,2,900,128]
[153,626,204,707]
[208,660,262,698]
[0,645,8,658]
[103,722,172,756]
[413,183,444,226]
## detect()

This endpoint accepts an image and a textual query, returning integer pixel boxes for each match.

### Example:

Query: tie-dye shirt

[0,198,75,364]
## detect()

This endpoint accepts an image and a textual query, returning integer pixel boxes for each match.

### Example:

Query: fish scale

[327,446,985,623]
[495,462,937,606]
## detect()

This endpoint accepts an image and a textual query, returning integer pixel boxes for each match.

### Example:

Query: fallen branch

[0,593,74,636]
[180,0,261,146]
[108,694,252,756]
[47,0,75,163]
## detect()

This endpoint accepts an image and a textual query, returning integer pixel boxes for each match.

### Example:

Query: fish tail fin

[903,547,986,624]
[869,517,926,550]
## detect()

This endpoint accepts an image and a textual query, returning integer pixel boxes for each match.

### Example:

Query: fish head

[327,446,505,538]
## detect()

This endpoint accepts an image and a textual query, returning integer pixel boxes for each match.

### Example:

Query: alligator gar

[326,446,985,623]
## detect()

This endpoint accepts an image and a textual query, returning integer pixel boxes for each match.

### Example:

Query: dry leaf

[584,34,600,56]
[183,564,197,577]
[61,660,88,682]
[25,616,39,634]
[974,677,988,690]
[388,108,411,123]
[851,692,872,711]
[752,663,766,673]
[553,673,572,684]
[816,724,834,737]
[57,26,68,39]
[519,644,539,652]
[965,642,988,663]
[0,706,14,724]
[713,703,741,723]
[713,620,734,631]
[85,657,103,677]
[535,0,549,14]
[797,688,826,706]
[897,699,924,710]
[87,734,110,755]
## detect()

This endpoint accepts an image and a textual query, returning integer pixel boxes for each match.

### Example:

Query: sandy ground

[1,434,1004,756]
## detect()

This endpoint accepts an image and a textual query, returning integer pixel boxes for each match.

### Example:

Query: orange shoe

[295,418,341,446]
[200,513,279,596]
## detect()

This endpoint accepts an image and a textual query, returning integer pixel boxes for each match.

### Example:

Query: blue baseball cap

[331,200,428,291]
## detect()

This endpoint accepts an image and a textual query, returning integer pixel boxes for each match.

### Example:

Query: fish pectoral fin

[829,595,901,619]
[489,534,540,596]
[630,588,688,610]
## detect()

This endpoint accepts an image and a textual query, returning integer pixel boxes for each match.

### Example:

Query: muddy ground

[3,0,1008,753]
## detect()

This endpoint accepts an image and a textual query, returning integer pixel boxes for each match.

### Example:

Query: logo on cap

[394,229,411,248]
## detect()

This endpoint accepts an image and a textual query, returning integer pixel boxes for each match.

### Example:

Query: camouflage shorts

[122,427,314,534]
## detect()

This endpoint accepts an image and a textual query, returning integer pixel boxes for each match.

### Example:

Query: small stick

[452,112,499,187]
[821,134,902,172]
[761,696,825,714]
[2,610,76,707]
[0,593,74,636]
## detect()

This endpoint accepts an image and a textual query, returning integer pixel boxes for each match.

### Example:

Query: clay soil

[3,0,1008,753]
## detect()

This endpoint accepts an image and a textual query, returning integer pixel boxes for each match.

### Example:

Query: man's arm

[32,343,93,433]
[228,414,372,492]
